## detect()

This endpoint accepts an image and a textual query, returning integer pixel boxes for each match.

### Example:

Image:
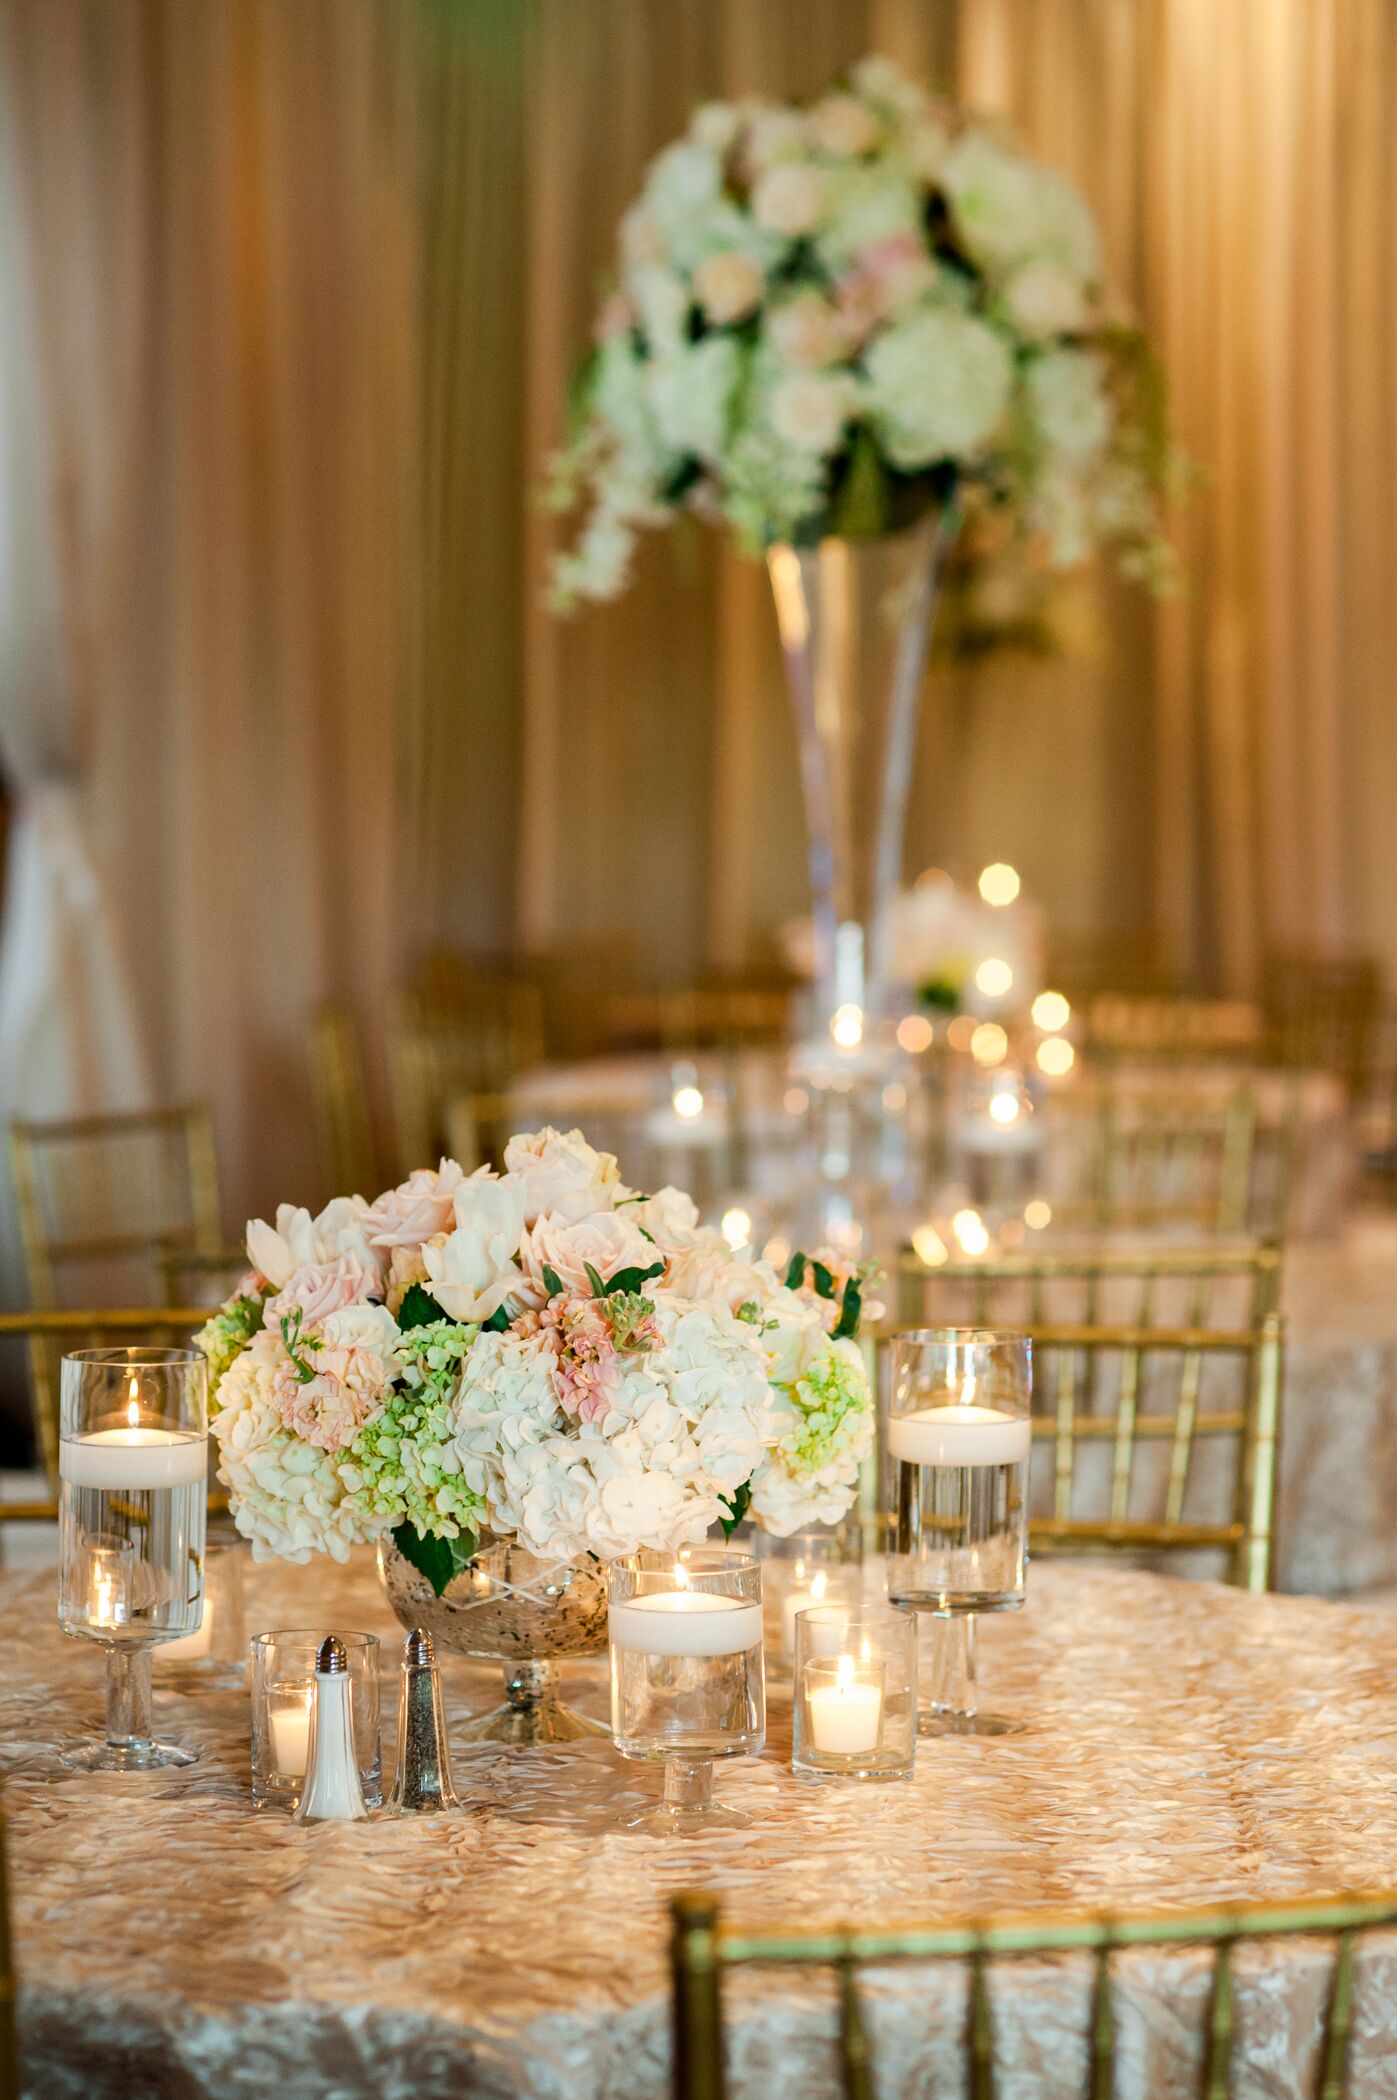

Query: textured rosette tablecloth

[7,1554,1397,2099]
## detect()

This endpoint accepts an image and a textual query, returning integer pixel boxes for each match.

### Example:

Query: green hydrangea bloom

[774,1341,872,1477]
[196,1293,267,1403]
[340,1320,485,1541]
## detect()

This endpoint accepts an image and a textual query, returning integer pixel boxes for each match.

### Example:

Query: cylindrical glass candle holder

[250,1629,382,1808]
[885,1328,1031,1737]
[753,1524,861,1681]
[155,1535,248,1684]
[792,1604,916,1783]
[608,1548,764,1835]
[57,1346,208,1771]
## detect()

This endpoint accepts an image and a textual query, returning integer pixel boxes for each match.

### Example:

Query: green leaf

[811,1261,836,1301]
[826,425,889,539]
[397,1284,447,1332]
[391,1521,477,1598]
[484,1304,511,1333]
[718,1481,752,1539]
[584,1262,607,1299]
[784,1251,808,1291]
[833,1277,862,1341]
[541,1264,565,1298]
[601,1260,665,1297]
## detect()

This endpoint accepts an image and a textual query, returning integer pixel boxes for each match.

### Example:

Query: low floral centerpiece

[198,1127,875,1595]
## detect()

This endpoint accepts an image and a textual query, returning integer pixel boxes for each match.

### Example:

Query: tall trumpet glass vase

[767,509,957,1044]
[57,1347,209,1771]
[885,1329,1030,1737]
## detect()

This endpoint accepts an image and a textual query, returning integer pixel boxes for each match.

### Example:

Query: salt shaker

[293,1635,370,1822]
[388,1629,460,1817]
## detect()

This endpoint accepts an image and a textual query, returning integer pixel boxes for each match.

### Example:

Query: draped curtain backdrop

[0,0,1394,1235]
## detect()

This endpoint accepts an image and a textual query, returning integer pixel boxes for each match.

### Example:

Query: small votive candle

[250,1629,382,1809]
[792,1604,916,1785]
[81,1536,135,1633]
[268,1681,314,1779]
[807,1654,884,1755]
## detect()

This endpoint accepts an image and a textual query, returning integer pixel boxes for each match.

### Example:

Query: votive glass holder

[155,1535,248,1685]
[753,1523,861,1681]
[250,1629,382,1809]
[608,1548,764,1835]
[792,1604,916,1784]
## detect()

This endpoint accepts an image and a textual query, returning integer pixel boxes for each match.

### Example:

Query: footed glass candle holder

[608,1548,764,1836]
[250,1629,382,1808]
[57,1347,208,1771]
[885,1329,1031,1737]
[753,1524,861,1681]
[792,1604,916,1783]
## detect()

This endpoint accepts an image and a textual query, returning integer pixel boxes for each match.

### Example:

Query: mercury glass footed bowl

[377,1538,609,1744]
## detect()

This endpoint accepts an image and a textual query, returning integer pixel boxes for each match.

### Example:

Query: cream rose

[1003,258,1090,338]
[520,1208,658,1301]
[769,371,853,455]
[361,1158,465,1249]
[421,1174,528,1322]
[246,1197,379,1293]
[807,93,881,158]
[503,1127,629,1225]
[692,249,765,326]
[263,1254,376,1333]
[751,161,826,237]
[767,291,844,368]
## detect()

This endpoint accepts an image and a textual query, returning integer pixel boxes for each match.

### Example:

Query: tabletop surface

[7,1552,1397,2097]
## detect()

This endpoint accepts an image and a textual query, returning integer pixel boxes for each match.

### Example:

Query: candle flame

[126,1376,140,1429]
[835,1653,855,1696]
[674,1561,690,1592]
[810,1571,827,1604]
[962,1372,977,1409]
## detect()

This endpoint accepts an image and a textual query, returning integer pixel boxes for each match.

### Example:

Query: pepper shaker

[388,1629,461,1817]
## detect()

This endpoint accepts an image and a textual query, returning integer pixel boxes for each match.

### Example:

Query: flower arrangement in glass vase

[199,1129,875,1736]
[549,53,1171,607]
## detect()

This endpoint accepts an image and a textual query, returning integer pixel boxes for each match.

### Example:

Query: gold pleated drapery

[1,0,1395,1224]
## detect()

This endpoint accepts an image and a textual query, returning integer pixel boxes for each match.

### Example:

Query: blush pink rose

[269,1342,393,1452]
[264,1253,377,1333]
[361,1159,467,1249]
[519,1209,658,1303]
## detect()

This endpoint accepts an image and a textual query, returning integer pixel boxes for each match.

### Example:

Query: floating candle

[888,1404,1032,1467]
[60,1426,208,1491]
[609,1588,763,1658]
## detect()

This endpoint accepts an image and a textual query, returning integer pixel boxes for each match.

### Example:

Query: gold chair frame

[671,1888,1397,2100]
[0,1306,214,1515]
[895,1245,1283,1331]
[0,1789,17,2100]
[308,1005,380,1198]
[875,1297,1283,1592]
[1045,1081,1261,1236]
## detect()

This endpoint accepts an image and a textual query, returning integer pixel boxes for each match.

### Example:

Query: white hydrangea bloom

[1027,347,1112,465]
[815,164,922,272]
[862,306,1014,467]
[450,1299,775,1561]
[942,131,1099,281]
[211,1331,390,1564]
[747,1333,875,1535]
[648,337,744,465]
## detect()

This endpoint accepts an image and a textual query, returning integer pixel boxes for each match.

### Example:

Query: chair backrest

[1085,994,1264,1064]
[386,980,544,1171]
[1044,1081,1261,1235]
[874,1290,1283,1590]
[671,1889,1397,2100]
[895,1246,1282,1331]
[1264,951,1383,1095]
[308,1005,380,1198]
[0,1305,212,1506]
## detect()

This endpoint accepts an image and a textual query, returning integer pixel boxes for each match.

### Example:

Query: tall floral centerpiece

[550,55,1171,1039]
[198,1129,875,1739]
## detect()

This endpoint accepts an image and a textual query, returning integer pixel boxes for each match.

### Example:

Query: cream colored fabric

[9,1556,1397,2096]
[3,0,1395,1238]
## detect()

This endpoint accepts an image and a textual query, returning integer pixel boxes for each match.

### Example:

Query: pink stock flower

[517,1291,662,1425]
[835,235,935,342]
[361,1160,467,1249]
[268,1342,393,1453]
[264,1253,377,1332]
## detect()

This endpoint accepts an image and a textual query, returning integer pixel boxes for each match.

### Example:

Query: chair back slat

[1202,1938,1236,2100]
[968,1946,994,2100]
[1090,1943,1114,2100]
[1316,1929,1356,2100]
[838,1954,874,2100]
[1053,1348,1078,1522]
[1164,1345,1204,1527]
[1108,1343,1141,1522]
[671,1894,726,2100]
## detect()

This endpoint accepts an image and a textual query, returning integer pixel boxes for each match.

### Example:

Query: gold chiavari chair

[308,1004,380,1198]
[875,1288,1283,1592]
[10,1107,228,1477]
[671,1888,1397,2100]
[0,1306,212,1517]
[0,1786,18,2100]
[895,1245,1282,1332]
[1045,1079,1262,1235]
[1085,993,1265,1064]
[386,976,544,1172]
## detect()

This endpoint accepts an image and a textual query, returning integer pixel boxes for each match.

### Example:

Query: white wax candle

[808,1659,883,1755]
[61,1429,208,1491]
[888,1405,1031,1467]
[270,1693,313,1778]
[609,1590,763,1658]
[160,1596,214,1662]
[781,1569,829,1657]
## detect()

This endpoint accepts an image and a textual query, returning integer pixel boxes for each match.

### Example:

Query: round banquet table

[7,1554,1397,2099]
